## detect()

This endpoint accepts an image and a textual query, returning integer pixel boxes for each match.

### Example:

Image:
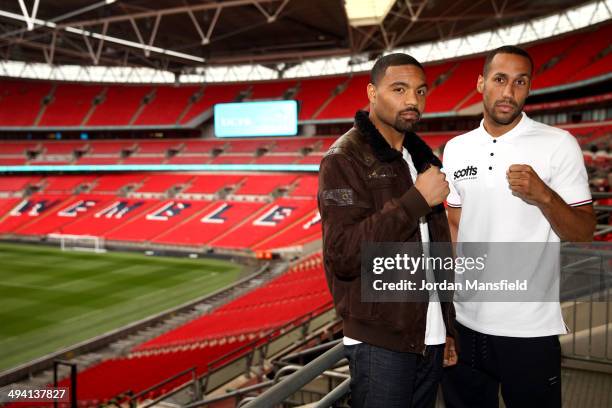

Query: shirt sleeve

[442,143,462,208]
[549,132,592,207]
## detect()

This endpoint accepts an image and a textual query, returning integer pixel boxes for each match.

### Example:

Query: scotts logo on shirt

[454,165,478,180]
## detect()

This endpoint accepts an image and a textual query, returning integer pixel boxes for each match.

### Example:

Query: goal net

[48,234,106,253]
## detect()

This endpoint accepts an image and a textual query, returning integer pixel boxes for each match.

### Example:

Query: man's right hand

[414,166,450,207]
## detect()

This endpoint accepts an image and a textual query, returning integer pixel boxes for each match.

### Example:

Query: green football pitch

[0,242,243,372]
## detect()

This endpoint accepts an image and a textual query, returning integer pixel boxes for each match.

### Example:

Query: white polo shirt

[344,148,446,346]
[442,112,592,337]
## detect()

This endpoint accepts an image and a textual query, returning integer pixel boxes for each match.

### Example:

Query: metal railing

[242,243,612,407]
[123,302,336,408]
[241,343,347,408]
[560,243,612,367]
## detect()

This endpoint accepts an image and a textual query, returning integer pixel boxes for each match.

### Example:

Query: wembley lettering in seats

[146,202,191,221]
[201,203,232,224]
[94,201,144,219]
[253,205,295,226]
[10,199,61,216]
[58,200,98,217]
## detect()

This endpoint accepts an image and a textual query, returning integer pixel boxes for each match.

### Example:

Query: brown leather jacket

[318,110,456,354]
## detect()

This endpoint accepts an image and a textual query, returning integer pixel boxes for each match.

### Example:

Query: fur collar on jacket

[354,110,442,173]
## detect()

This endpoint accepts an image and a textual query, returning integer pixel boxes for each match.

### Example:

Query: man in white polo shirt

[441,46,596,408]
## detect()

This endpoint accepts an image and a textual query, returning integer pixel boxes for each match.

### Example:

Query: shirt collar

[478,112,531,143]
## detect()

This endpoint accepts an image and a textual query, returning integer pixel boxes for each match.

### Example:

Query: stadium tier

[86,85,151,126]
[0,173,322,252]
[43,254,330,405]
[38,84,104,127]
[134,86,200,126]
[0,80,52,126]
[1,21,610,128]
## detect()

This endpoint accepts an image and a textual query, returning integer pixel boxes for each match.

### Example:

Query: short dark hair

[370,53,424,85]
[483,45,534,77]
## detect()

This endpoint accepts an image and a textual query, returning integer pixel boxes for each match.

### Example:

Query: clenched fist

[506,164,552,206]
[414,166,450,207]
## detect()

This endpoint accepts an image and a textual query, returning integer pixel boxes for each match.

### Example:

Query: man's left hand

[506,164,552,206]
[443,336,458,367]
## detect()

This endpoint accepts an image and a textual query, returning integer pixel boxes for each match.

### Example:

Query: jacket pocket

[344,278,377,321]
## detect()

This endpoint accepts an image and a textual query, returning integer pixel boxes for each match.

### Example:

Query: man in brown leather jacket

[318,53,457,408]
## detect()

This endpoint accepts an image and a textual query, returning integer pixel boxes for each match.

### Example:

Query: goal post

[48,234,106,253]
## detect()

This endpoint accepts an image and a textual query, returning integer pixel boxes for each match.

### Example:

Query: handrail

[137,301,334,408]
[313,378,350,408]
[241,343,345,408]
[125,366,196,404]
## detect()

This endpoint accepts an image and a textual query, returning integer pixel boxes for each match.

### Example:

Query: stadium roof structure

[0,0,610,82]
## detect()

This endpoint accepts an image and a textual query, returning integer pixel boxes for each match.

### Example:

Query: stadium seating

[137,140,183,154]
[121,156,166,165]
[135,253,329,350]
[208,155,254,164]
[532,23,612,89]
[42,176,96,193]
[181,139,226,154]
[134,174,194,193]
[0,80,52,126]
[38,84,103,126]
[89,174,146,193]
[210,198,317,249]
[77,157,122,165]
[252,209,321,251]
[135,86,199,125]
[0,22,611,129]
[248,80,296,100]
[182,174,245,195]
[0,193,66,233]
[295,76,345,120]
[104,199,212,242]
[58,340,251,404]
[426,57,485,112]
[151,200,267,246]
[180,84,245,124]
[232,174,297,195]
[48,253,330,405]
[86,86,151,126]
[14,194,111,236]
[42,141,88,155]
[316,74,369,119]
[0,176,41,192]
[288,175,318,197]
[88,141,136,155]
[251,155,299,164]
[0,157,27,165]
[268,137,319,153]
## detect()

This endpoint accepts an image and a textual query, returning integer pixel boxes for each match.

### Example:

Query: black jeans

[344,342,444,408]
[442,322,562,408]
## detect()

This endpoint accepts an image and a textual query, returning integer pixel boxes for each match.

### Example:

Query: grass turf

[0,242,242,372]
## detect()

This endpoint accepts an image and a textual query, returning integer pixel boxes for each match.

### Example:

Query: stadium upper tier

[0,22,610,128]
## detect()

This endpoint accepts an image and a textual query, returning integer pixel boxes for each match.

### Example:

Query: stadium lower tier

[42,254,330,406]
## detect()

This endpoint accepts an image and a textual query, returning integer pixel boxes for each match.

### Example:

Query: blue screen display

[214,100,298,138]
